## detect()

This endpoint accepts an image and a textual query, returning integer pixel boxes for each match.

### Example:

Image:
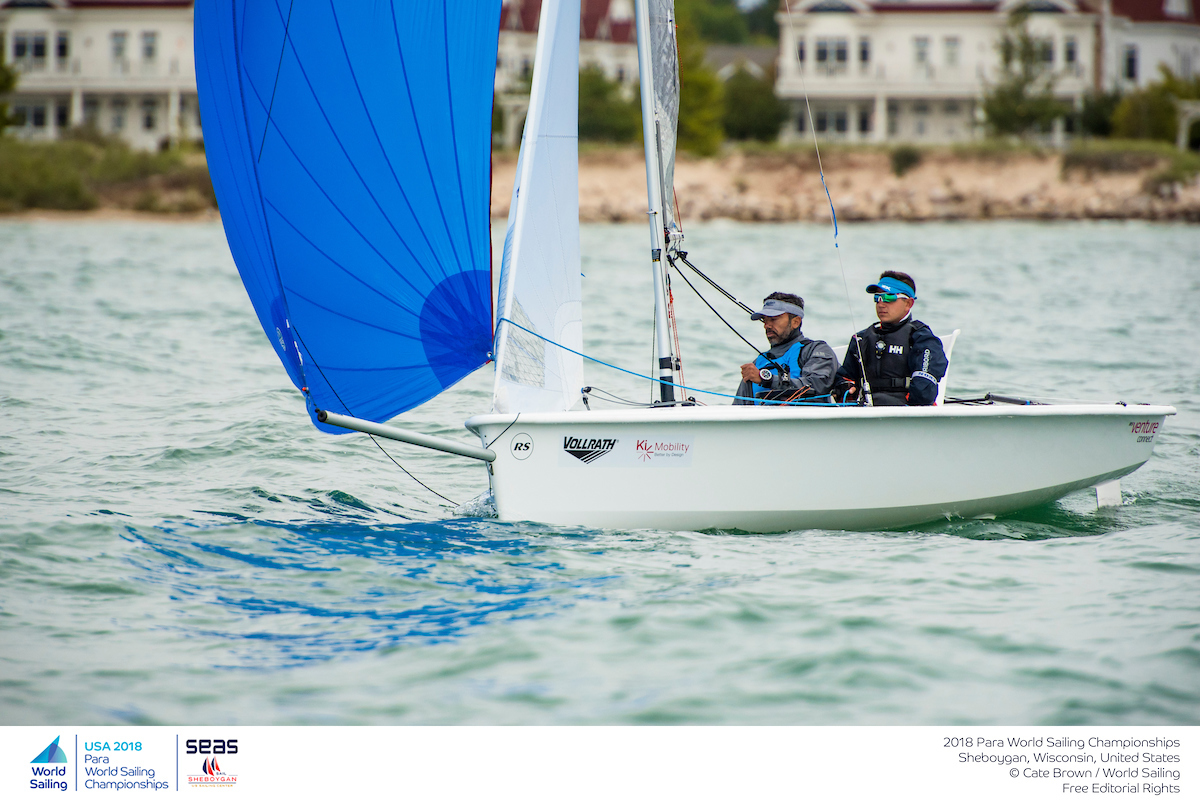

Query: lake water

[1,218,1197,725]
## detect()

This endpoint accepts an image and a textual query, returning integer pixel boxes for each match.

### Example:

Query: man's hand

[740,363,763,384]
[842,380,858,398]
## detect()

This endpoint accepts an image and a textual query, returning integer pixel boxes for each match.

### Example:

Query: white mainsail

[647,0,682,246]
[492,0,584,414]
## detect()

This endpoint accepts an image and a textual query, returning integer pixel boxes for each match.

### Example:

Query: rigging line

[288,323,460,508]
[675,252,754,314]
[498,317,847,407]
[667,256,785,373]
[484,413,520,450]
[257,0,295,163]
[783,0,868,400]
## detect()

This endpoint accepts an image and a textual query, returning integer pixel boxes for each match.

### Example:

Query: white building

[495,0,640,146]
[1,0,198,150]
[775,0,1200,143]
[1,0,641,151]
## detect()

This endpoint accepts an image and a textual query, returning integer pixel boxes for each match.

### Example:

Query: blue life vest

[752,337,813,404]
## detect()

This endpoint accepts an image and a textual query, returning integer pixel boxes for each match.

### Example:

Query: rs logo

[510,433,534,460]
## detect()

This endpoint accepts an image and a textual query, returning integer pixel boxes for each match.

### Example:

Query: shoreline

[3,147,1198,224]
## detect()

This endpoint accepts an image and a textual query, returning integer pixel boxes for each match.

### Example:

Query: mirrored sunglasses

[873,293,909,303]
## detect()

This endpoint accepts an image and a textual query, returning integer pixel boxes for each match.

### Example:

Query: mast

[634,0,678,404]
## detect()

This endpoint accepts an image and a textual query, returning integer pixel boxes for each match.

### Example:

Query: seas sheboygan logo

[30,736,68,791]
[185,739,238,788]
[563,436,617,464]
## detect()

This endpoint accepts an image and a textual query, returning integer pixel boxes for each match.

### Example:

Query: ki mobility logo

[30,736,68,792]
[186,739,238,788]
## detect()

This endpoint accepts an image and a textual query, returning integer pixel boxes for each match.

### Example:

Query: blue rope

[497,318,850,407]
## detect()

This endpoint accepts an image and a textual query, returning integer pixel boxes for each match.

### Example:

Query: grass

[0,131,215,213]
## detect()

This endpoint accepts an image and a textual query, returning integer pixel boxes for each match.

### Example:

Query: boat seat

[828,328,961,405]
[935,329,960,405]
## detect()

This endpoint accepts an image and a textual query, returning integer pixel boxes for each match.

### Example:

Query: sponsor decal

[563,436,617,464]
[1129,420,1160,443]
[635,439,692,463]
[185,739,239,788]
[888,344,904,354]
[510,433,533,460]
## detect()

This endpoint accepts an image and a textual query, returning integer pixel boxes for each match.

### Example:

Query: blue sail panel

[195,0,498,430]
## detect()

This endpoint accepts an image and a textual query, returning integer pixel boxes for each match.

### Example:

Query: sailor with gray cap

[735,292,839,405]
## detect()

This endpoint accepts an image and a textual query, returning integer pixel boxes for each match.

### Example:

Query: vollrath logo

[563,436,617,464]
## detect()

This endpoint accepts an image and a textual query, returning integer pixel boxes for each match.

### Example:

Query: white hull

[465,404,1175,532]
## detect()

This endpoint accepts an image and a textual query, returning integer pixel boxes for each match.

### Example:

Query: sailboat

[194,0,1174,532]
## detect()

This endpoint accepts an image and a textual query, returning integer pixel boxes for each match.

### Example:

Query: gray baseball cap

[750,298,804,320]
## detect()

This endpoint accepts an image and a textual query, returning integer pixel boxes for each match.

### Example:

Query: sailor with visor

[835,271,947,406]
[734,292,839,405]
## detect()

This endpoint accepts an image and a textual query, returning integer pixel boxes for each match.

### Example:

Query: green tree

[675,13,725,156]
[1079,90,1122,137]
[1111,66,1200,145]
[578,66,641,142]
[744,0,780,43]
[981,9,1068,137]
[721,68,786,142]
[0,48,18,133]
[677,0,748,45]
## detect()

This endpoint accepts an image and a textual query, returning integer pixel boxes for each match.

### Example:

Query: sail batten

[196,0,500,430]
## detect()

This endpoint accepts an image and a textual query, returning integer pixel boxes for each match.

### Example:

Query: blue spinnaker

[195,0,498,431]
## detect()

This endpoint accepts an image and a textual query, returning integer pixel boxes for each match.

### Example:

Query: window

[141,31,157,60]
[914,37,929,65]
[859,37,870,65]
[56,104,68,127]
[797,39,805,65]
[1039,39,1054,65]
[31,32,46,60]
[83,97,99,126]
[142,97,157,130]
[859,109,871,133]
[112,96,127,131]
[13,106,28,126]
[1065,37,1077,65]
[111,31,127,59]
[913,101,929,115]
[816,111,828,133]
[32,106,46,128]
[816,38,848,73]
[944,37,959,68]
[796,109,806,132]
[56,31,69,59]
[14,33,27,59]
[1124,45,1138,81]
[834,111,847,133]
[944,100,960,114]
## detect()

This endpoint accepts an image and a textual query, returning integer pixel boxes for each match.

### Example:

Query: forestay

[492,0,584,413]
[194,0,500,431]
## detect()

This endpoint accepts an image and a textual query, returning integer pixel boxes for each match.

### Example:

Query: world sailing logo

[563,436,617,464]
[31,736,69,764]
[30,737,68,792]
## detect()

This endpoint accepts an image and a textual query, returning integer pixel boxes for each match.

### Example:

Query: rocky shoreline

[493,146,1200,223]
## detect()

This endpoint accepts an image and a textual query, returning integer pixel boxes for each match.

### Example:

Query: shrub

[578,65,640,142]
[890,145,922,177]
[721,68,786,142]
